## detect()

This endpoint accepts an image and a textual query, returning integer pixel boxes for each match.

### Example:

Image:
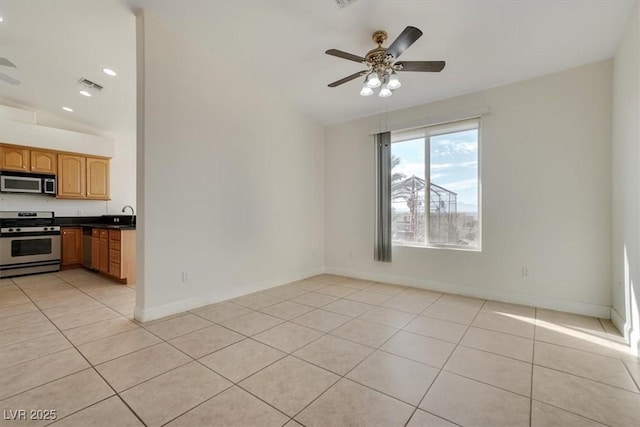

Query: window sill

[392,242,482,252]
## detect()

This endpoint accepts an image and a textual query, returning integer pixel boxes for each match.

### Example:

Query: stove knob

[44,227,48,231]
[16,228,21,232]
[8,228,13,232]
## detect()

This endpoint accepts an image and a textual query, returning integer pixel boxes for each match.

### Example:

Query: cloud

[431,160,477,170]
[393,162,425,178]
[431,163,454,170]
[439,179,477,191]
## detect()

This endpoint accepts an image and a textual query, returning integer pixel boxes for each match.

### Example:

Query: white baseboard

[134,266,324,322]
[610,306,630,337]
[324,266,611,319]
[134,263,614,323]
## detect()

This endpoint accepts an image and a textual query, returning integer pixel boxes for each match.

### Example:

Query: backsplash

[0,193,122,216]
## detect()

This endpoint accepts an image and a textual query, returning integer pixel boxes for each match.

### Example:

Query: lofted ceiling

[0,0,636,138]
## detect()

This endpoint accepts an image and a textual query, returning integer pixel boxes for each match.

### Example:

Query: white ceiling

[0,0,636,137]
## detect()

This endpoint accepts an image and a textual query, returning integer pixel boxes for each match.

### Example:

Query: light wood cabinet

[91,229,109,273]
[91,229,100,269]
[108,229,136,284]
[30,150,57,174]
[91,228,135,284]
[57,154,86,198]
[58,155,110,200]
[86,157,109,200]
[1,146,57,174]
[0,146,30,171]
[61,227,82,266]
[1,144,110,200]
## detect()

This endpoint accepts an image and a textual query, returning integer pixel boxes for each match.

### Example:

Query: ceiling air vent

[335,0,359,8]
[77,77,103,91]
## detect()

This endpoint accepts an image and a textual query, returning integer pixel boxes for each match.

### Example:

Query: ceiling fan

[325,26,444,97]
[0,57,21,85]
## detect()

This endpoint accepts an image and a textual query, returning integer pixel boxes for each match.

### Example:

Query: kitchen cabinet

[58,154,86,198]
[58,154,110,200]
[91,229,109,273]
[0,146,57,174]
[0,144,110,200]
[91,228,136,284]
[30,150,57,174]
[0,146,30,171]
[86,157,109,199]
[61,227,82,266]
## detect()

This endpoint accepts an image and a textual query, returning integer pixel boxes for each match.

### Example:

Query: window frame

[390,117,482,252]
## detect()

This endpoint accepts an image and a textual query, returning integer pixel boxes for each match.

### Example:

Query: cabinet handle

[63,232,66,235]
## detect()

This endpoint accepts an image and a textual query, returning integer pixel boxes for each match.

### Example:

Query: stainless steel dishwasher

[82,227,93,268]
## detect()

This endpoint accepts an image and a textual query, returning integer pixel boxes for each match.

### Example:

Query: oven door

[0,234,61,265]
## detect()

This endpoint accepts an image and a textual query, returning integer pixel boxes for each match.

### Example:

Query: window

[391,118,480,249]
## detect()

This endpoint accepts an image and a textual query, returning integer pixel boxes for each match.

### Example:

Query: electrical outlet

[181,271,189,282]
[521,267,530,277]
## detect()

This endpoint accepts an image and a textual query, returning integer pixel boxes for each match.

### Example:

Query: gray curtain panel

[375,131,392,262]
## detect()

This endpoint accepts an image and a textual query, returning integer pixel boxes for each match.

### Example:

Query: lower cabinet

[61,227,82,266]
[91,228,135,284]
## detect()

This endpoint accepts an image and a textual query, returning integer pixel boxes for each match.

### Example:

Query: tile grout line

[4,276,149,427]
[85,280,467,425]
[403,296,488,427]
[207,287,440,425]
[5,273,636,426]
[290,291,449,425]
[55,273,214,426]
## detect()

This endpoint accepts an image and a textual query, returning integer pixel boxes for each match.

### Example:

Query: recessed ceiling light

[102,68,117,77]
[62,107,73,112]
[79,90,91,97]
[0,17,4,23]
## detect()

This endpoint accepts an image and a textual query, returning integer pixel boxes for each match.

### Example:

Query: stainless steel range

[0,211,61,278]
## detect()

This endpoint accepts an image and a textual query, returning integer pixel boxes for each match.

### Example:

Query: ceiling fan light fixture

[360,83,374,96]
[366,72,381,88]
[387,72,401,90]
[379,83,392,97]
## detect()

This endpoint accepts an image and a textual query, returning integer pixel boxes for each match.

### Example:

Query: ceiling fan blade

[328,70,368,87]
[0,57,17,68]
[396,61,445,72]
[386,26,423,59]
[0,72,20,85]
[325,49,366,63]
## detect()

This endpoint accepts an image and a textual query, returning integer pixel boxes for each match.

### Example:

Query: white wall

[325,60,613,318]
[0,104,136,216]
[611,3,640,355]
[135,12,325,321]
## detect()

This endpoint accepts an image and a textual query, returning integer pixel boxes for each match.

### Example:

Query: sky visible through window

[392,129,478,214]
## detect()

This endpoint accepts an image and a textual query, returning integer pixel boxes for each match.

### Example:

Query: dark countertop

[55,215,136,230]
[79,223,136,230]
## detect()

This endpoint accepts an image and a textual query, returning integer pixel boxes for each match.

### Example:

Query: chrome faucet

[122,205,135,225]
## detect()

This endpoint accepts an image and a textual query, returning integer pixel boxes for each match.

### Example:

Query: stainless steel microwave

[0,172,56,195]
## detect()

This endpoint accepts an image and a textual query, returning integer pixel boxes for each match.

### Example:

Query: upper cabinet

[0,143,110,200]
[57,154,86,198]
[0,146,30,171]
[86,157,109,200]
[57,154,110,200]
[30,150,57,174]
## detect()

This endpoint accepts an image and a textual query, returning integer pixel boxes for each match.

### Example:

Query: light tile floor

[1,272,639,426]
